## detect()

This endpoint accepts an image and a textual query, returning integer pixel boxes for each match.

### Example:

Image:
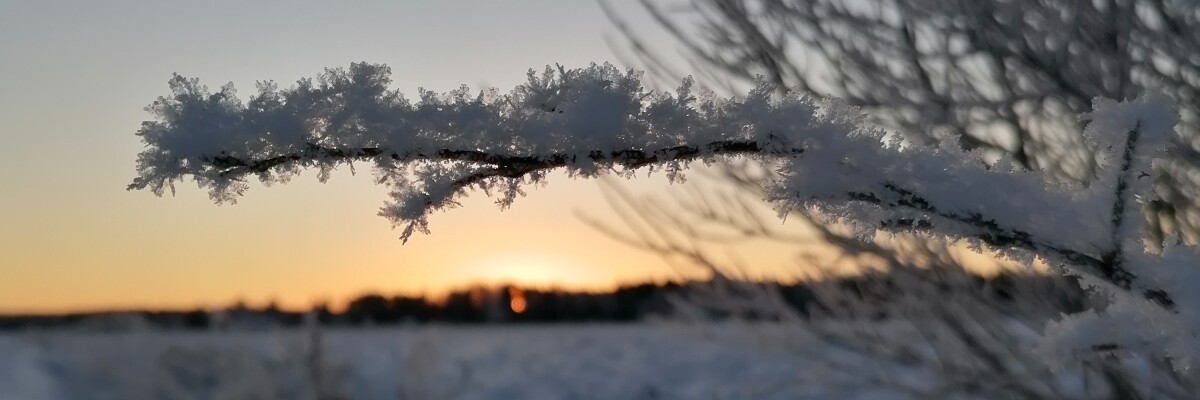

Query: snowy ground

[0,323,839,400]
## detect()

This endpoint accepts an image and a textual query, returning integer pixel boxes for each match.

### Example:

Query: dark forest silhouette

[0,269,1081,331]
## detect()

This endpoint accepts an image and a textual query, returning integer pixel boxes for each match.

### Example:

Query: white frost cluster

[131,63,846,240]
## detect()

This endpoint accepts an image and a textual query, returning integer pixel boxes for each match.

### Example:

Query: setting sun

[508,287,527,314]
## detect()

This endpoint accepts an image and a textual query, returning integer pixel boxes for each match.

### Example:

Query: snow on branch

[130,63,1172,264]
[129,62,827,241]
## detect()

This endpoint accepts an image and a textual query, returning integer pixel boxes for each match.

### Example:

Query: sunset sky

[0,1,829,313]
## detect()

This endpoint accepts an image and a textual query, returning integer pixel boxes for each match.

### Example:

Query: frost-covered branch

[130,63,832,241]
[129,64,1176,266]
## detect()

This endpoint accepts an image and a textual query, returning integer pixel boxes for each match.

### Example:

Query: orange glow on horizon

[509,287,527,314]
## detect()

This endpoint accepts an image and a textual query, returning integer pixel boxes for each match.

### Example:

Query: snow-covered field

[0,324,826,400]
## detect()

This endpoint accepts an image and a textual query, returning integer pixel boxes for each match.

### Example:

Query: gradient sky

[0,1,834,313]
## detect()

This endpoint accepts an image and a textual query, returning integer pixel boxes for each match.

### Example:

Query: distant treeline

[0,272,1082,331]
